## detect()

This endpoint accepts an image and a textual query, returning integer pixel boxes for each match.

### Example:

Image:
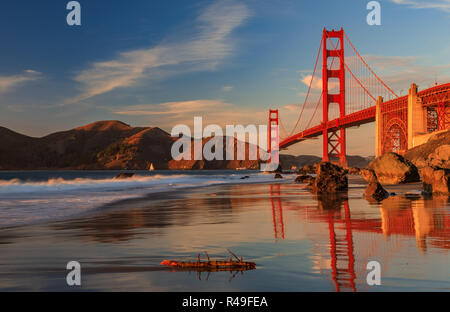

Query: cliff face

[0,121,259,170]
[167,136,260,170]
[404,129,450,169]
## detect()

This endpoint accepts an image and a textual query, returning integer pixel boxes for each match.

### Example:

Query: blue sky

[0,0,449,156]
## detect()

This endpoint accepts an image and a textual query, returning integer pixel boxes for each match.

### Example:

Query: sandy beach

[0,174,448,291]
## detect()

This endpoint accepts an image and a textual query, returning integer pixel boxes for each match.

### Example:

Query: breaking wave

[0,172,291,228]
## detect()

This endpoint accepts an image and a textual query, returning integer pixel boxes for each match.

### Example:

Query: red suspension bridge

[269,28,450,166]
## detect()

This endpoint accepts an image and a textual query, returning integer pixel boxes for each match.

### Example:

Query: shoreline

[0,171,296,230]
[0,172,430,231]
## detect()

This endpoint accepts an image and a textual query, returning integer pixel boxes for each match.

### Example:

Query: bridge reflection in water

[269,184,450,292]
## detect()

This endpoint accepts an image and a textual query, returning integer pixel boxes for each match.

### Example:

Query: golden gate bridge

[269,28,450,166]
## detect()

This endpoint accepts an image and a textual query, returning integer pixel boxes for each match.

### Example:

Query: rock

[404,129,450,169]
[296,169,306,175]
[303,165,314,174]
[360,169,378,183]
[420,166,450,194]
[295,175,315,184]
[360,168,389,201]
[274,173,283,179]
[114,172,135,179]
[347,167,361,175]
[368,152,420,185]
[311,162,348,193]
[364,182,389,201]
[274,164,283,173]
[427,145,450,169]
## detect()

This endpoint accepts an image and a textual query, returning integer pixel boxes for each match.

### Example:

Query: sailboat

[149,163,155,171]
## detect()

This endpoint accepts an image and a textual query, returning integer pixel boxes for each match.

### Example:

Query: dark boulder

[295,175,315,184]
[364,182,389,201]
[311,162,348,193]
[274,164,283,173]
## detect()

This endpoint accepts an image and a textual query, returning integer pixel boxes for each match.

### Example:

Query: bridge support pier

[375,96,383,157]
[408,83,427,149]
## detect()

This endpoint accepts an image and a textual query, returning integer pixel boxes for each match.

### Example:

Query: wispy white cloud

[0,70,42,94]
[361,54,450,93]
[300,75,339,90]
[113,98,300,136]
[361,55,416,71]
[114,100,234,119]
[222,85,233,92]
[390,0,450,13]
[69,0,250,104]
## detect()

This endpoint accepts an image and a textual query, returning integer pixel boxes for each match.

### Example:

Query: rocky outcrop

[347,167,361,175]
[310,162,348,193]
[167,136,260,170]
[295,175,315,184]
[296,165,314,175]
[361,169,389,201]
[420,166,450,194]
[364,182,389,201]
[427,145,450,169]
[360,168,378,183]
[405,129,450,169]
[368,152,420,185]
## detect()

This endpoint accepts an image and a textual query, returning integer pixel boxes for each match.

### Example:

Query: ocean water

[0,171,448,291]
[0,170,293,228]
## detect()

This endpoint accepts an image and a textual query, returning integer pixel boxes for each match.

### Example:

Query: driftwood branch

[227,249,241,262]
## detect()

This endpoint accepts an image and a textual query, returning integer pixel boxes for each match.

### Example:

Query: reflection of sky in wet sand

[0,182,448,291]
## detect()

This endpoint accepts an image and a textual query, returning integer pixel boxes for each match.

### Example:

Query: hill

[279,154,373,169]
[0,120,377,170]
[0,121,258,170]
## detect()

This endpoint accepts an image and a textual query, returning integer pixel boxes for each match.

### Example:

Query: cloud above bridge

[363,54,450,94]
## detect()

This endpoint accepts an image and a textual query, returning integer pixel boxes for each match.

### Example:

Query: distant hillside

[279,154,374,169]
[0,120,377,170]
[0,121,258,170]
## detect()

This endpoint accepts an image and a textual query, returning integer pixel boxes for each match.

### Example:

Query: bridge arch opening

[382,118,407,154]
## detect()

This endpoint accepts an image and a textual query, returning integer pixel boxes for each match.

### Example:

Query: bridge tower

[322,28,347,167]
[268,109,279,157]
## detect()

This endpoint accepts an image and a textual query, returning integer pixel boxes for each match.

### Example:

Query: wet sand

[0,178,449,291]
